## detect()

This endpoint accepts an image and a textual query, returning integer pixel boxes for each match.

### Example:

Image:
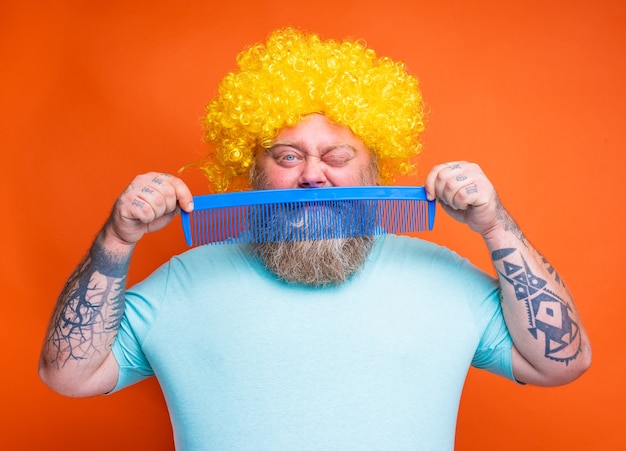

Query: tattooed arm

[39,172,193,397]
[425,162,591,386]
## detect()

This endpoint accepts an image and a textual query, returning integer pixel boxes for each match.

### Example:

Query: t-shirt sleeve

[384,235,517,382]
[109,263,171,393]
[443,252,515,381]
[470,285,516,381]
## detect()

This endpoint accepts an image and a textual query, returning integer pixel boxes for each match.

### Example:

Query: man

[39,28,591,450]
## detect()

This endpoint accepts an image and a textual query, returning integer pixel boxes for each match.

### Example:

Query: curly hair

[187,28,426,192]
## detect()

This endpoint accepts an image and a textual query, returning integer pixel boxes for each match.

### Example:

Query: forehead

[273,114,367,148]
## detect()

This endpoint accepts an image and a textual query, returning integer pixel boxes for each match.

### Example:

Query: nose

[298,157,328,188]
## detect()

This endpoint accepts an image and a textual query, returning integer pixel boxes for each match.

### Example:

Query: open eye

[269,146,304,167]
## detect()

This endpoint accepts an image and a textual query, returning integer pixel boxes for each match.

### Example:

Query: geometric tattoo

[493,248,581,365]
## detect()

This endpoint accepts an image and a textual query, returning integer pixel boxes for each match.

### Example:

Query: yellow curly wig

[189,28,426,193]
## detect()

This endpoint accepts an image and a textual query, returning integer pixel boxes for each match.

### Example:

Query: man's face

[248,114,378,287]
[253,113,378,189]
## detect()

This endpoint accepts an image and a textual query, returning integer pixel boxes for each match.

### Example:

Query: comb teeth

[181,187,435,246]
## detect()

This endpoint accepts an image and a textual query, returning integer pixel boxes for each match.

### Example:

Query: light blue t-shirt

[112,235,514,450]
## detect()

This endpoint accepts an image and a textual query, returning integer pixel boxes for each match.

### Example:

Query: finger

[449,167,491,210]
[118,173,172,223]
[424,162,450,200]
[139,173,178,216]
[136,172,193,217]
[165,174,194,213]
[427,161,466,205]
[450,180,482,209]
[125,196,158,224]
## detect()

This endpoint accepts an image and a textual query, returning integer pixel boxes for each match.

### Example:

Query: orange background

[2,0,624,449]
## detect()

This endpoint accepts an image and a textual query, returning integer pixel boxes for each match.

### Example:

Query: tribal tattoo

[493,248,581,364]
[45,246,127,368]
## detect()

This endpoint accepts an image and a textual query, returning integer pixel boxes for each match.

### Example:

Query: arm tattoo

[540,254,566,288]
[493,248,581,364]
[45,244,128,368]
[496,202,526,243]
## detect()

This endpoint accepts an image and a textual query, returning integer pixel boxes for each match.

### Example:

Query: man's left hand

[424,161,502,237]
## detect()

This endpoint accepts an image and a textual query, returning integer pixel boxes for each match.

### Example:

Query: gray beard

[248,161,378,287]
[249,236,374,287]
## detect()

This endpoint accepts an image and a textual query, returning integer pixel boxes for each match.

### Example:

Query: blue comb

[180,186,435,246]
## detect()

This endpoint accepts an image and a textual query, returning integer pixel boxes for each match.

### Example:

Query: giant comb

[181,186,435,246]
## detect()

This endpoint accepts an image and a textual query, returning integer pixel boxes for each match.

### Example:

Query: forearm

[484,206,591,385]
[38,172,193,396]
[39,226,134,394]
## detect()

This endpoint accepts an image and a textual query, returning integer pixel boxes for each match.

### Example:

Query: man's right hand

[39,172,194,397]
[105,172,194,247]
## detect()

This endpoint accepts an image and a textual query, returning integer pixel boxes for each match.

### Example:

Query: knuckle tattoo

[465,185,478,195]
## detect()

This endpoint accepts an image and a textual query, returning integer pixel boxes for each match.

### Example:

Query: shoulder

[171,243,253,272]
[372,234,496,290]
[375,234,465,266]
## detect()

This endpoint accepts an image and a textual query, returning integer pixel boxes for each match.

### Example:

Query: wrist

[91,227,135,278]
[481,208,526,250]
[100,218,140,250]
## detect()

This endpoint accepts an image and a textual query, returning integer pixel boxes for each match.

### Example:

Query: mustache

[249,201,379,242]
